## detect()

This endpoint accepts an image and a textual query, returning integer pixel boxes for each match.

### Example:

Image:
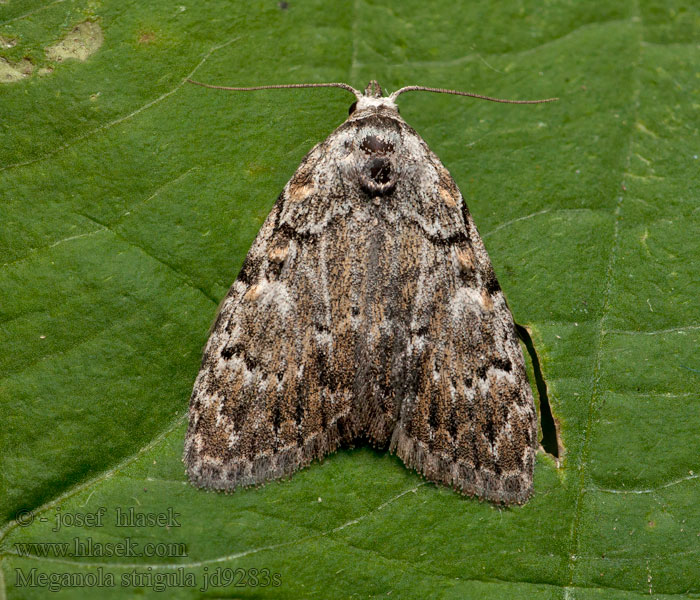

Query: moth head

[348,81,400,117]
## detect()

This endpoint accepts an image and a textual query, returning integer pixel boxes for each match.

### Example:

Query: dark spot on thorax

[367,157,392,184]
[360,135,394,155]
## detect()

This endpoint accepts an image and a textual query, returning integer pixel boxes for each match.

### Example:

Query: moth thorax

[357,132,398,197]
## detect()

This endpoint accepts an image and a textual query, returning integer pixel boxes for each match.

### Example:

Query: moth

[184,80,556,505]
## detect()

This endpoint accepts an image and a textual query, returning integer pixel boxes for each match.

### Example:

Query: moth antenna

[187,79,363,100]
[388,85,558,104]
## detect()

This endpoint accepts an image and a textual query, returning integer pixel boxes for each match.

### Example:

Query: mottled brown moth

[184,80,556,505]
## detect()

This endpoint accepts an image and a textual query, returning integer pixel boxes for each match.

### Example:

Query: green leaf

[1,0,698,598]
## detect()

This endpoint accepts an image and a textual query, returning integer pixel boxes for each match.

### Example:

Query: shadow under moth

[184,80,556,505]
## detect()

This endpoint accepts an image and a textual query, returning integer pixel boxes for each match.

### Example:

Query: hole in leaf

[515,324,561,459]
